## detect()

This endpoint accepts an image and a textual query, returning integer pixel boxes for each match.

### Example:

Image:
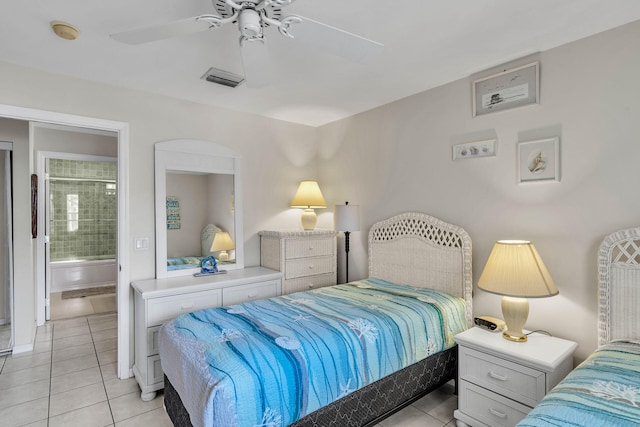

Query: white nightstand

[454,327,578,427]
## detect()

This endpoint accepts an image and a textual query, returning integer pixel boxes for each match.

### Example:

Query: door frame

[0,104,130,379]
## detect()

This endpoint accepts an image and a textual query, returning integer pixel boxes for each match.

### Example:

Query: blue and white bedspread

[518,340,640,427]
[158,278,467,427]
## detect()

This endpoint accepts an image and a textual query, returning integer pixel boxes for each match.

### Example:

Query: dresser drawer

[285,238,333,259]
[459,346,545,407]
[459,379,531,427]
[285,256,333,279]
[223,280,279,305]
[284,273,336,294]
[147,289,222,326]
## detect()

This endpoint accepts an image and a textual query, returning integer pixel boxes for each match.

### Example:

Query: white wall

[318,21,640,362]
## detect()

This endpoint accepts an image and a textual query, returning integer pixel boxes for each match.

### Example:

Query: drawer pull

[180,303,195,310]
[247,293,257,299]
[309,246,314,250]
[489,408,507,419]
[489,371,508,381]
[308,265,314,269]
[308,284,314,288]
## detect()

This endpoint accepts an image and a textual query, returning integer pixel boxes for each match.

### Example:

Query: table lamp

[211,231,235,261]
[334,201,360,283]
[478,240,558,342]
[290,180,327,230]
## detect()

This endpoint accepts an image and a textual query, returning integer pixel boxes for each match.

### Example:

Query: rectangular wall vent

[201,67,245,88]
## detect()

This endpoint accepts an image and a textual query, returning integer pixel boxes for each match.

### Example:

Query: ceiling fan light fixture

[238,9,262,38]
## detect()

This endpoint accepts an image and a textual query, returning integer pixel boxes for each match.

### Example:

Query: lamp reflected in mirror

[211,231,235,261]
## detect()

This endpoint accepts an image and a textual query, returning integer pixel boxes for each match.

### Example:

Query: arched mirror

[155,139,244,278]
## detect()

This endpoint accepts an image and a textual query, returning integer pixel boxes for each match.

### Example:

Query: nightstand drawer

[285,256,333,279]
[285,238,333,259]
[284,273,336,293]
[147,326,161,356]
[147,289,222,326]
[459,379,531,427]
[459,346,545,407]
[147,355,164,386]
[223,280,279,305]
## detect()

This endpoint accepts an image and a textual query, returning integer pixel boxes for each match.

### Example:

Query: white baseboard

[12,342,34,354]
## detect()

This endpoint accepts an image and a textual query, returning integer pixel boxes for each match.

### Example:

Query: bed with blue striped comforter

[518,340,640,427]
[158,278,467,427]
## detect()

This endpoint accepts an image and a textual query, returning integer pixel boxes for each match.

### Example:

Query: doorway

[0,104,130,379]
[41,153,118,321]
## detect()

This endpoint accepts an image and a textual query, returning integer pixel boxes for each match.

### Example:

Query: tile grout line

[47,322,55,427]
[89,317,117,427]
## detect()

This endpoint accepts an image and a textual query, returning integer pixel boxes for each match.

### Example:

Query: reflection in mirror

[155,140,243,278]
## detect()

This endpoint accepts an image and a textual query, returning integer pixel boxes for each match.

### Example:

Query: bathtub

[50,257,117,293]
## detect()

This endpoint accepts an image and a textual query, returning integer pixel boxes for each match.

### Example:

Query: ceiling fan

[110,0,384,87]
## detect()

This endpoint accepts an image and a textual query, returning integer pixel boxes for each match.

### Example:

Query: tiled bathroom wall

[48,159,116,261]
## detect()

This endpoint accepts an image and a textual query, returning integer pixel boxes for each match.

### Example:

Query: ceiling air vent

[201,67,245,88]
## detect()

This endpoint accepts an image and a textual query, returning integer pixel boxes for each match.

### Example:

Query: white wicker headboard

[598,227,640,346]
[368,212,473,327]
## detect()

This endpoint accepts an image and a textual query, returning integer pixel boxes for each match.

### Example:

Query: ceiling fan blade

[290,16,383,63]
[110,17,211,45]
[240,40,274,88]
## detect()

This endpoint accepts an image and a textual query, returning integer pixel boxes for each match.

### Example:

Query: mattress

[158,278,467,427]
[517,340,640,426]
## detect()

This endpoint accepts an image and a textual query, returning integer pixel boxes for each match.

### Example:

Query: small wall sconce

[290,180,327,230]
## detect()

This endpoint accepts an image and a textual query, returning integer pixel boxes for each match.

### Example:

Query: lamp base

[501,296,529,343]
[219,251,229,261]
[502,330,528,342]
[300,208,317,230]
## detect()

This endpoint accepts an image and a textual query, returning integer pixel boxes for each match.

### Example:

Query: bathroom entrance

[43,155,117,321]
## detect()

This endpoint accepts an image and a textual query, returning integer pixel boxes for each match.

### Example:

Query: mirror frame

[155,139,244,278]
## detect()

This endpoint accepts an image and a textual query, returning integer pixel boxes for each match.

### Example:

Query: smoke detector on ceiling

[201,67,245,88]
[51,21,80,40]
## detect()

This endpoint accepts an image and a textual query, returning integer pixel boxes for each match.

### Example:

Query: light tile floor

[50,290,117,320]
[0,313,172,427]
[0,311,458,426]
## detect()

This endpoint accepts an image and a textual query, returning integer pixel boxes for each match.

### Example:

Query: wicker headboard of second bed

[368,212,473,327]
[598,227,640,346]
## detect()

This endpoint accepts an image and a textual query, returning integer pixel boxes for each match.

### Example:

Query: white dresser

[454,327,577,427]
[259,229,337,295]
[131,266,283,401]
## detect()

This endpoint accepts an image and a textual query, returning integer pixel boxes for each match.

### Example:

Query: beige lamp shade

[290,181,327,230]
[290,181,327,209]
[478,240,558,343]
[211,231,235,261]
[478,240,558,298]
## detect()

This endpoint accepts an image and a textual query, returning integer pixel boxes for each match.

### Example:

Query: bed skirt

[164,345,457,427]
